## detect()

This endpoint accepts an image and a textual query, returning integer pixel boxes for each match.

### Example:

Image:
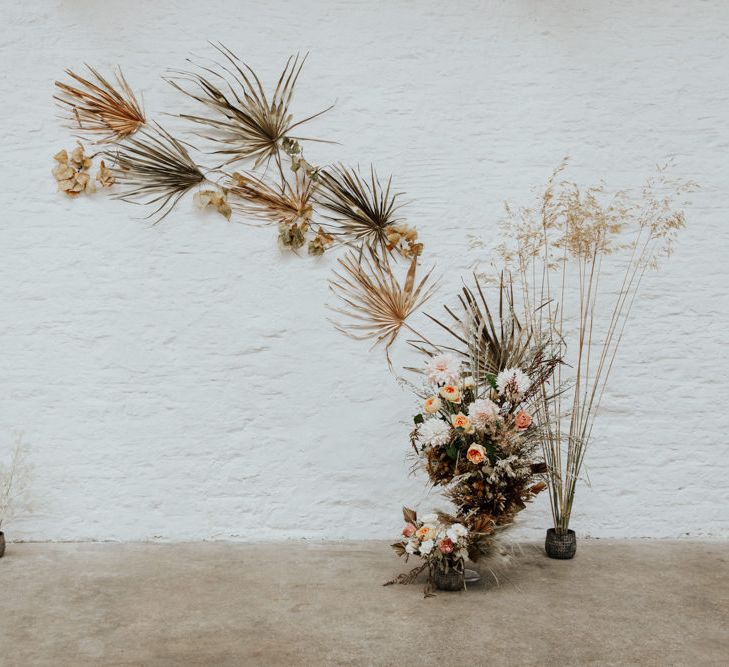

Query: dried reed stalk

[500,160,694,533]
[54,65,145,141]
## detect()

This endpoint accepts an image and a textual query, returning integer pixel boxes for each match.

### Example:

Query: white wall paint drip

[2,0,728,541]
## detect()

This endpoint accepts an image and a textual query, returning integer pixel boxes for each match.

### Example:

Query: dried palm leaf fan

[54,65,145,141]
[329,249,438,364]
[410,273,540,387]
[227,168,316,227]
[106,123,205,223]
[316,164,405,255]
[166,43,333,169]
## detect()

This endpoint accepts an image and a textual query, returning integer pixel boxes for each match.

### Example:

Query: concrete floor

[0,541,727,666]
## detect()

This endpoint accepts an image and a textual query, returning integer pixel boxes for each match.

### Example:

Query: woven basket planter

[433,563,465,591]
[0,531,5,558]
[545,528,576,559]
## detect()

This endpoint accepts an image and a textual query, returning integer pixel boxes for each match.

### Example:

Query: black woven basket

[545,528,576,559]
[433,564,465,591]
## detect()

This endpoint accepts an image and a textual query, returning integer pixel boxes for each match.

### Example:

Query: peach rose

[451,413,475,434]
[423,396,442,414]
[416,524,436,541]
[438,537,455,554]
[439,384,461,404]
[467,444,487,465]
[515,410,532,430]
[402,523,416,538]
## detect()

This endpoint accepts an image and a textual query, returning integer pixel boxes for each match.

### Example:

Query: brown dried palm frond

[105,123,205,223]
[227,168,315,227]
[166,44,332,169]
[411,273,536,384]
[317,164,406,253]
[54,65,145,141]
[329,250,438,362]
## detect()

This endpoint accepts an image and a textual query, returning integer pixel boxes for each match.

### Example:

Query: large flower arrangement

[385,276,561,593]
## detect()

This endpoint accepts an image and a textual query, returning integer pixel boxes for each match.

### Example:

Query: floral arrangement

[386,508,474,595]
[384,275,561,593]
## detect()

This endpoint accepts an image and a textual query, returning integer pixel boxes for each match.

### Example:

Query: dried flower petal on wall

[95,160,115,188]
[193,189,232,220]
[52,142,96,196]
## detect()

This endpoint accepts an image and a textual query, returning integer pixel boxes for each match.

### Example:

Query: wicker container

[433,564,465,591]
[0,531,5,558]
[545,528,576,559]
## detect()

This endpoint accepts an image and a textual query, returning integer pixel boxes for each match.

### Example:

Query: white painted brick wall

[2,1,728,541]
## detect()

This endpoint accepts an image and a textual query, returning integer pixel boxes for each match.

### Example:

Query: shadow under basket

[0,531,5,558]
[545,528,576,559]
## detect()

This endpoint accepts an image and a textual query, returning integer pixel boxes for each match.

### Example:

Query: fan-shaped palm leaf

[106,123,205,223]
[54,65,145,141]
[317,164,406,254]
[167,44,332,168]
[329,250,437,362]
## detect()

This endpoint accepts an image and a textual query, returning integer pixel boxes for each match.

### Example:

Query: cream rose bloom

[439,384,462,403]
[423,396,442,414]
[467,444,487,465]
[417,524,437,541]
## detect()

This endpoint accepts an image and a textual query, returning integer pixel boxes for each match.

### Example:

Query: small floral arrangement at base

[385,507,498,596]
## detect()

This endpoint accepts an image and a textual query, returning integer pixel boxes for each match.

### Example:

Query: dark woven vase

[433,564,465,591]
[0,531,5,558]
[545,528,576,559]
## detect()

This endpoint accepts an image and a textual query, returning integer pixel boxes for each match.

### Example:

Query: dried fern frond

[106,123,205,223]
[54,65,145,141]
[166,44,332,168]
[227,169,315,227]
[412,273,534,382]
[317,164,406,253]
[329,250,437,361]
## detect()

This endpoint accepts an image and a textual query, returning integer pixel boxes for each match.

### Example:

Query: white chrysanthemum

[424,353,461,386]
[419,539,435,555]
[420,513,439,525]
[496,367,530,398]
[446,523,468,542]
[468,398,499,428]
[405,540,418,555]
[418,419,451,448]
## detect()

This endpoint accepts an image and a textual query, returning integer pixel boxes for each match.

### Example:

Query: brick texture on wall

[2,1,728,541]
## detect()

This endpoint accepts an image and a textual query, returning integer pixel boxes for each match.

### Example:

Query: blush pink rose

[438,537,455,554]
[402,523,417,538]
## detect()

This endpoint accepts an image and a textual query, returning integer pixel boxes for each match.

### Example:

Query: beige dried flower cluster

[385,223,423,258]
[193,189,232,221]
[52,143,114,197]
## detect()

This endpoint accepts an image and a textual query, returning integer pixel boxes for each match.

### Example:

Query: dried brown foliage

[329,250,437,361]
[106,124,205,222]
[54,66,145,141]
[167,44,332,168]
